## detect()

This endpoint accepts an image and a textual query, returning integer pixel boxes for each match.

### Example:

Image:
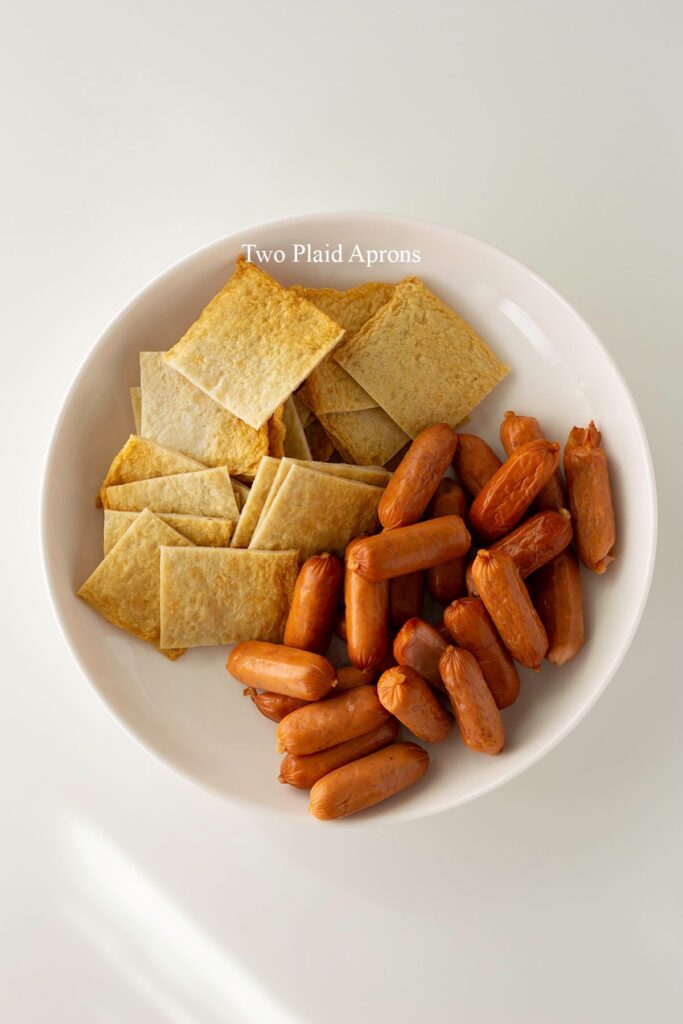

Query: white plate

[41,213,657,825]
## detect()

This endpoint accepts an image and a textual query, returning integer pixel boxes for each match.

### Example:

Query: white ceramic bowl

[42,213,657,825]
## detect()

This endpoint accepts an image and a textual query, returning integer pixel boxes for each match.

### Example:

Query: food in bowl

[74,254,616,819]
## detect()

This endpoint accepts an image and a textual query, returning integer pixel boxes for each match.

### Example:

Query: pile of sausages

[228,415,616,820]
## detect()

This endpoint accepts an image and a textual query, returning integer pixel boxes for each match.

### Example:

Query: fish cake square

[165,258,345,429]
[334,277,509,438]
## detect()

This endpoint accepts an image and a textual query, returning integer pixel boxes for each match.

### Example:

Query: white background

[1,1,681,1021]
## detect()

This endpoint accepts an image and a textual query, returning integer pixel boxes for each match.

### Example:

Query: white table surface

[2,2,681,1020]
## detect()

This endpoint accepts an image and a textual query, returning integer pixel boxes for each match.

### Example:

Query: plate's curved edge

[40,213,659,826]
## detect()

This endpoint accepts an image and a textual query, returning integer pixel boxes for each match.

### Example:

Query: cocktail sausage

[276,685,392,755]
[227,641,336,700]
[439,646,505,755]
[471,550,548,670]
[280,720,399,789]
[393,618,448,690]
[469,439,561,541]
[346,517,470,581]
[534,548,585,665]
[563,421,616,573]
[443,596,520,708]
[284,553,343,653]
[377,665,453,743]
[378,423,458,529]
[453,434,502,497]
[309,743,429,819]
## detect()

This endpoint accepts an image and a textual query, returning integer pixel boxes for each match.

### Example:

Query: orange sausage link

[489,509,573,578]
[427,558,467,604]
[443,597,520,709]
[378,423,458,529]
[335,608,348,643]
[471,550,548,670]
[227,641,336,700]
[309,742,429,820]
[389,572,424,631]
[500,410,566,512]
[453,434,502,497]
[276,684,392,755]
[439,646,505,754]
[377,666,453,743]
[247,690,309,723]
[563,422,616,573]
[279,720,399,790]
[335,665,379,690]
[425,479,469,603]
[393,618,448,690]
[283,553,343,654]
[346,516,470,581]
[534,548,585,665]
[469,439,561,541]
[465,561,477,596]
[426,478,469,520]
[345,539,390,670]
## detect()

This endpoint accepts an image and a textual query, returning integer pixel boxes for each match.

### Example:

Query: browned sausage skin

[309,743,429,820]
[334,608,348,643]
[389,572,425,631]
[345,538,390,670]
[377,666,453,743]
[563,421,616,573]
[335,666,379,690]
[227,641,336,700]
[346,516,470,581]
[443,597,520,709]
[280,720,399,789]
[247,689,309,723]
[439,646,505,755]
[425,479,469,604]
[500,410,566,512]
[469,439,561,541]
[471,551,548,670]
[489,509,573,578]
[453,434,502,497]
[276,685,392,755]
[378,423,458,529]
[393,618,448,690]
[283,553,343,654]
[534,548,585,665]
